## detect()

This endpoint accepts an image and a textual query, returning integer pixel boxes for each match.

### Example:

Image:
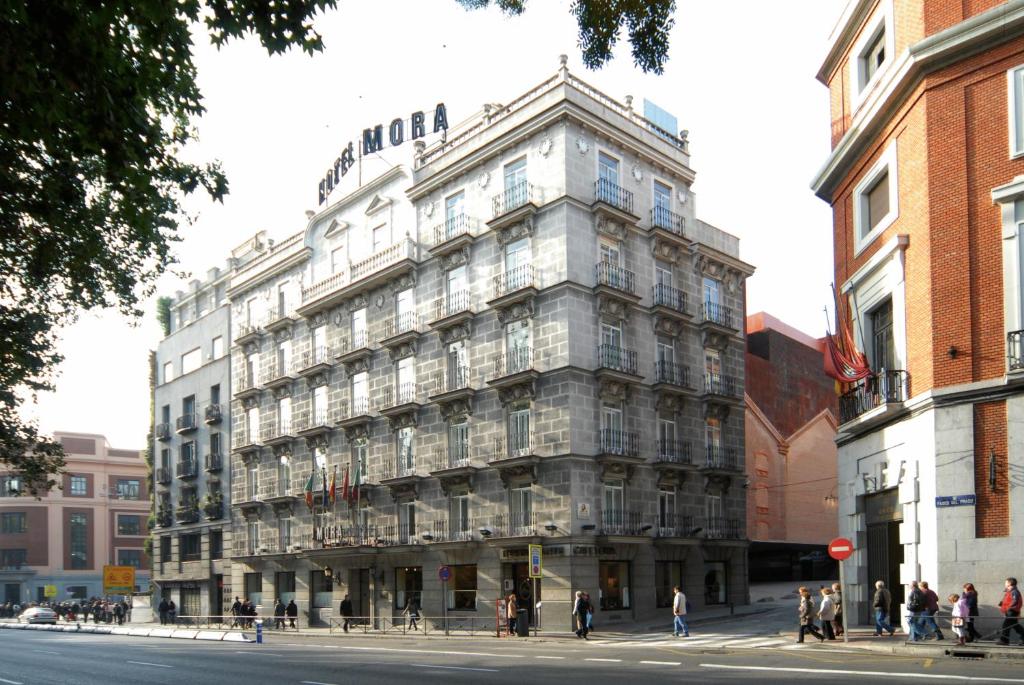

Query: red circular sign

[828,537,854,561]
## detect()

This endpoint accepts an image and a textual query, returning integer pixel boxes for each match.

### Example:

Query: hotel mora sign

[318,102,449,205]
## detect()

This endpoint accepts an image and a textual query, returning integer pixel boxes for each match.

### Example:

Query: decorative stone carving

[387,341,417,362]
[440,245,471,271]
[596,217,627,241]
[496,217,534,246]
[271,499,294,518]
[386,411,418,431]
[242,397,259,410]
[345,293,369,313]
[576,137,590,155]
[539,137,553,158]
[437,472,475,496]
[386,481,420,502]
[496,462,538,487]
[304,435,329,452]
[599,460,635,483]
[655,469,686,489]
[598,379,630,402]
[342,424,369,442]
[704,474,731,494]
[272,385,292,400]
[497,382,536,406]
[389,272,417,294]
[677,188,688,204]
[438,398,473,420]
[478,170,491,190]
[243,343,259,356]
[704,402,730,422]
[655,393,683,415]
[653,316,681,337]
[423,201,435,218]
[311,312,329,328]
[306,371,328,388]
[495,300,534,325]
[597,296,629,323]
[651,238,682,264]
[702,329,731,350]
[273,326,292,342]
[240,450,261,465]
[439,322,472,344]
[631,165,643,183]
[271,443,292,458]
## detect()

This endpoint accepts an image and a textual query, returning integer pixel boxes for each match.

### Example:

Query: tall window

[180,533,201,561]
[277,396,292,433]
[278,518,292,551]
[183,394,195,417]
[397,356,416,397]
[450,494,470,537]
[278,455,291,497]
[504,237,530,278]
[247,521,259,555]
[210,384,221,406]
[396,288,414,320]
[707,493,723,525]
[859,27,885,88]
[276,281,289,317]
[600,321,622,353]
[601,401,623,434]
[246,406,260,443]
[70,513,88,569]
[508,402,531,455]
[244,571,263,607]
[504,158,527,194]
[245,297,258,326]
[1,512,26,534]
[351,308,367,347]
[653,180,672,222]
[445,191,465,228]
[244,352,259,385]
[447,265,467,301]
[247,463,259,501]
[312,385,328,423]
[210,432,221,457]
[599,561,630,610]
[352,372,368,413]
[116,515,142,536]
[448,416,469,464]
[399,501,416,544]
[598,151,620,185]
[276,340,291,376]
[163,362,173,384]
[869,298,895,371]
[599,239,622,267]
[449,564,478,610]
[211,336,224,359]
[69,475,87,497]
[312,324,327,359]
[655,261,673,288]
[510,485,531,530]
[331,246,346,274]
[506,319,530,358]
[397,426,415,473]
[604,479,624,515]
[352,439,368,483]
[703,276,720,306]
[1012,65,1024,157]
[372,224,388,253]
[656,335,674,365]
[658,418,676,451]
[447,340,468,386]
[658,489,675,528]
[704,348,721,377]
[705,416,722,450]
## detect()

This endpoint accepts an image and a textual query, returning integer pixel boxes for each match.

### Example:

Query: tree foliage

[459,0,676,74]
[0,0,336,494]
[156,297,173,338]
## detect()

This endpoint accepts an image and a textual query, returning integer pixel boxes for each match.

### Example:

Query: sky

[26,0,847,449]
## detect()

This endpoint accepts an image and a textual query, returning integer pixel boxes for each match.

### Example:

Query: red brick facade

[973,401,1009,538]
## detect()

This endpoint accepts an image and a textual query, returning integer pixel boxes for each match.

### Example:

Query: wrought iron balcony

[296,346,333,376]
[430,518,474,543]
[204,453,223,473]
[336,397,372,424]
[175,503,200,524]
[490,347,536,381]
[434,364,471,395]
[382,312,420,342]
[382,451,418,480]
[491,264,536,301]
[155,423,171,441]
[380,382,421,410]
[600,509,646,536]
[702,301,735,329]
[654,360,690,387]
[1010,330,1024,371]
[432,445,472,472]
[703,445,739,471]
[155,508,173,528]
[492,180,535,218]
[294,408,332,437]
[838,370,910,423]
[263,305,292,332]
[234,371,260,398]
[154,467,171,485]
[433,213,473,246]
[703,372,739,398]
[655,513,698,539]
[204,404,223,424]
[651,206,686,237]
[704,517,743,540]
[492,432,536,461]
[234,322,262,345]
[595,178,634,214]
[203,496,224,521]
[595,262,637,295]
[261,359,295,388]
[655,440,691,465]
[261,419,295,445]
[301,238,417,309]
[652,283,689,315]
[175,413,198,434]
[432,290,472,322]
[599,429,639,457]
[597,344,638,376]
[176,457,198,479]
[479,512,538,538]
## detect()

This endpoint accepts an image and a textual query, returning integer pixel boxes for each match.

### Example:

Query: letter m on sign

[362,125,383,155]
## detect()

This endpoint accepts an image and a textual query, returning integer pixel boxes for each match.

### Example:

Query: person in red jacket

[999,577,1024,646]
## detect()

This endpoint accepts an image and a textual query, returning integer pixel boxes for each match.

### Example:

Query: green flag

[303,470,314,509]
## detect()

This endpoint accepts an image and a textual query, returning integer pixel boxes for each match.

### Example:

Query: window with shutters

[853,141,898,254]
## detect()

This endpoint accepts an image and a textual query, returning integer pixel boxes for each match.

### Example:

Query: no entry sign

[828,537,854,561]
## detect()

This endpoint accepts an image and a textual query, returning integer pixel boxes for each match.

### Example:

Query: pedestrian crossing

[583,631,829,650]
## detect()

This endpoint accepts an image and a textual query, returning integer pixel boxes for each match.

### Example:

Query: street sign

[529,544,542,578]
[438,565,451,582]
[935,494,976,507]
[828,537,854,561]
[43,585,57,598]
[103,565,135,594]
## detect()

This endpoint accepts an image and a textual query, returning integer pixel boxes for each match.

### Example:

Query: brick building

[813,0,1024,626]
[0,432,150,604]
[744,313,838,582]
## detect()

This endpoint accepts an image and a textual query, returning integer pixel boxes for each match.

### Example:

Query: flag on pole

[329,466,337,507]
[303,470,315,509]
[341,466,350,503]
[350,459,361,505]
[321,467,328,507]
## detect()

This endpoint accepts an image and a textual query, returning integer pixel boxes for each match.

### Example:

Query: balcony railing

[435,364,471,394]
[492,180,535,217]
[155,467,171,485]
[655,360,690,387]
[156,423,171,441]
[597,344,638,376]
[382,312,419,340]
[599,429,639,457]
[235,372,259,395]
[235,322,261,340]
[298,346,332,372]
[655,439,691,465]
[261,360,294,385]
[838,370,909,423]
[492,264,535,299]
[175,503,200,524]
[702,301,734,329]
[176,413,198,433]
[176,457,198,479]
[1010,330,1024,370]
[432,445,471,472]
[382,452,417,480]
[656,513,697,539]
[204,453,223,473]
[705,517,743,540]
[381,382,420,409]
[493,432,535,461]
[652,283,688,314]
[481,512,537,538]
[302,238,417,304]
[595,262,637,295]
[595,178,634,214]
[339,330,371,355]
[704,445,739,471]
[433,213,472,246]
[600,509,646,536]
[261,419,294,443]
[651,206,685,236]
[337,397,371,422]
[431,518,474,543]
[204,404,223,424]
[491,347,535,379]
[434,290,471,320]
[703,372,738,398]
[295,408,331,433]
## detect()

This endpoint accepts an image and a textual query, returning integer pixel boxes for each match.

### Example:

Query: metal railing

[656,513,697,538]
[434,364,471,394]
[382,312,419,340]
[175,504,200,524]
[597,344,638,375]
[204,404,223,424]
[176,457,198,479]
[480,511,537,538]
[491,347,535,379]
[595,178,634,214]
[433,445,471,471]
[704,445,739,471]
[651,206,685,236]
[235,372,259,394]
[155,467,171,485]
[702,301,734,329]
[261,360,294,385]
[595,261,636,295]
[492,180,535,217]
[338,330,370,355]
[705,517,743,540]
[434,290,471,320]
[599,429,639,457]
[655,439,691,465]
[430,518,474,543]
[433,213,472,246]
[838,370,909,423]
[492,264,535,299]
[261,420,294,442]
[297,346,332,372]
[294,408,330,432]
[382,452,417,480]
[337,397,371,422]
[155,423,171,441]
[492,432,535,461]
[652,283,688,314]
[203,497,223,520]
[301,239,417,304]
[600,510,646,536]
[1009,330,1024,370]
[655,360,690,387]
[176,414,197,432]
[380,382,420,409]
[328,614,496,636]
[204,453,223,472]
[235,322,261,340]
[263,307,291,328]
[703,372,738,398]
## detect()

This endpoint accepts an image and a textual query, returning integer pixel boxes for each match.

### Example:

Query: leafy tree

[156,298,173,338]
[459,0,676,74]
[0,0,336,495]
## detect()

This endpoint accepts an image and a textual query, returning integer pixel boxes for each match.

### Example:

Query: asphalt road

[2,627,1023,684]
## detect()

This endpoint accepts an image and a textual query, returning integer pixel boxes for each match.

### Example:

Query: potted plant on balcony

[203,492,223,520]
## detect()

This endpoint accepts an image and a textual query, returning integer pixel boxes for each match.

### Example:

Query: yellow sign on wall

[102,565,135,594]
[43,584,57,598]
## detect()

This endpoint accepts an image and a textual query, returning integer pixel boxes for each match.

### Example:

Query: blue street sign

[438,565,451,582]
[935,494,976,507]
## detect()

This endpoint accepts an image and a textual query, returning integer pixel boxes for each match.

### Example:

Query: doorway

[501,562,541,625]
[349,568,370,622]
[4,583,19,604]
[214,575,224,617]
[865,489,904,623]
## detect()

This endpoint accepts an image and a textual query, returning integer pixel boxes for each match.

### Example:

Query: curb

[0,622,252,642]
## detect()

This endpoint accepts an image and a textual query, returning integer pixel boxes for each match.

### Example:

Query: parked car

[19,607,57,624]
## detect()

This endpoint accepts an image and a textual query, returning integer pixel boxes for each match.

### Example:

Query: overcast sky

[27,0,846,449]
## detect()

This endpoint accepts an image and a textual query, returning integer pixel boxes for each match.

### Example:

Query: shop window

[448,564,477,610]
[275,571,296,605]
[599,561,631,610]
[244,572,263,608]
[311,570,333,608]
[67,585,88,600]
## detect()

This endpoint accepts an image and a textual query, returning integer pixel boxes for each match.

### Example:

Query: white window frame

[843,234,909,375]
[162,361,174,384]
[849,2,894,110]
[853,141,899,256]
[1009,65,1024,158]
[211,336,224,359]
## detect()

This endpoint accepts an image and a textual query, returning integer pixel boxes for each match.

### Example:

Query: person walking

[113,601,124,626]
[403,594,420,631]
[950,593,969,646]
[339,594,353,633]
[920,581,944,640]
[671,586,689,638]
[583,592,594,634]
[962,583,981,643]
[273,598,286,629]
[998,577,1024,646]
[167,599,176,625]
[572,590,589,639]
[906,581,927,641]
[230,597,241,628]
[831,582,844,637]
[286,599,298,629]
[797,587,825,643]
[506,593,518,636]
[157,597,169,626]
[818,588,837,640]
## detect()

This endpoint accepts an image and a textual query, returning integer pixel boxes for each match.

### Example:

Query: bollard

[255,618,263,644]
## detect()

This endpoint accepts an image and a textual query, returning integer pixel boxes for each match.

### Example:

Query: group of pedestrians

[572,590,595,639]
[229,597,259,627]
[796,584,845,642]
[272,598,299,629]
[156,598,177,625]
[0,597,130,623]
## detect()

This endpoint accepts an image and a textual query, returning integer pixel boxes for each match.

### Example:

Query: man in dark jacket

[339,594,353,633]
[157,598,169,626]
[920,581,943,640]
[273,599,286,629]
[872,580,896,636]
[906,581,927,641]
[286,599,298,629]
[999,577,1024,645]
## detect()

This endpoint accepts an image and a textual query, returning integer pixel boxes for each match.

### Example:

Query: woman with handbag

[950,592,969,645]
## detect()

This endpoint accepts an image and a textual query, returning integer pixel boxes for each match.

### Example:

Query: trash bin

[516,608,529,637]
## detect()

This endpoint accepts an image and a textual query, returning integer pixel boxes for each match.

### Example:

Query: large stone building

[813,0,1024,625]
[0,432,149,604]
[219,59,754,631]
[151,266,233,616]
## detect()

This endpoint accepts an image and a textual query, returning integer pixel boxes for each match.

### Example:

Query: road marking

[125,661,172,669]
[34,650,60,655]
[410,664,499,673]
[700,664,1024,682]
[640,660,681,666]
[585,658,622,663]
[535,656,565,660]
[301,681,340,685]
[0,678,24,685]
[331,645,521,659]
[235,651,283,656]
